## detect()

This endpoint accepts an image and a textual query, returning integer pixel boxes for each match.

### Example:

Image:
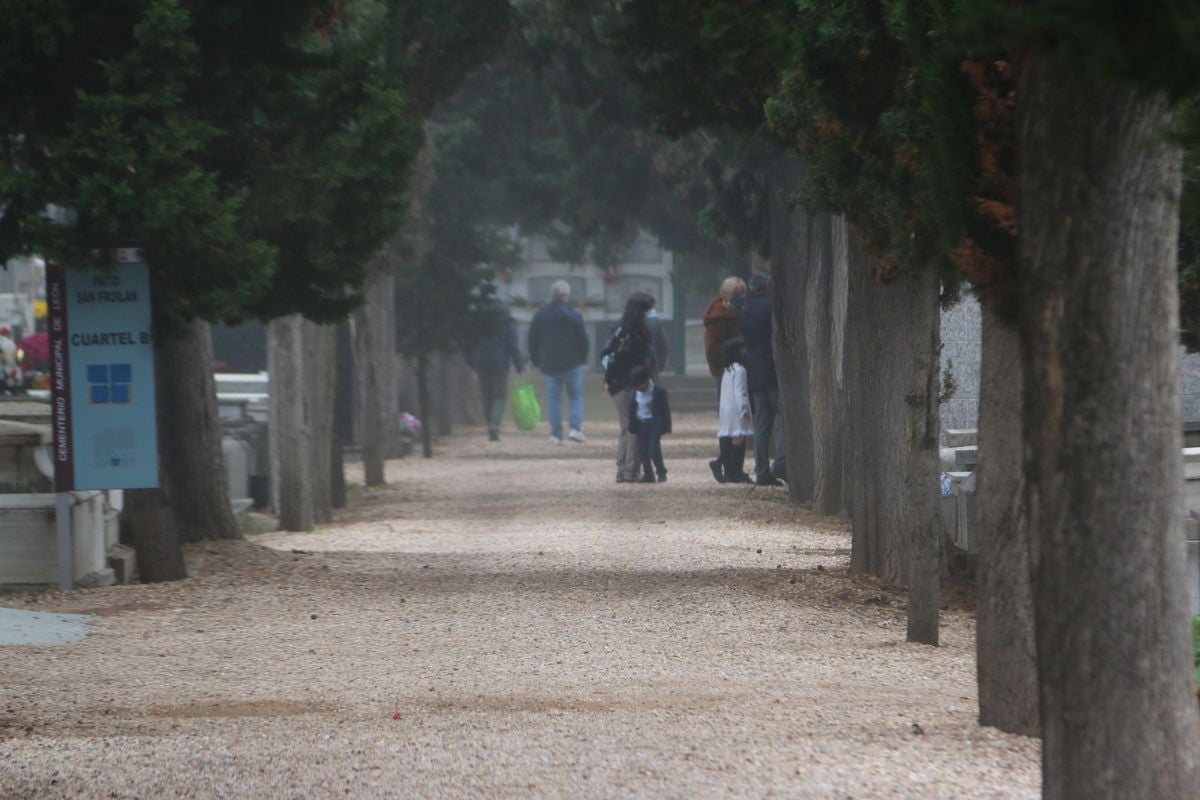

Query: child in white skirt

[709,337,754,484]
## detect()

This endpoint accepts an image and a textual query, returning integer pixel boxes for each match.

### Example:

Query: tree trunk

[159,319,238,542]
[769,157,814,504]
[305,321,336,524]
[268,315,314,531]
[125,319,234,581]
[805,214,849,516]
[124,359,185,583]
[435,357,452,437]
[330,427,346,509]
[355,126,435,466]
[846,235,907,583]
[974,303,1039,735]
[769,156,850,514]
[843,232,942,644]
[902,264,942,646]
[449,354,485,426]
[123,485,186,582]
[331,321,355,509]
[1019,56,1200,798]
[417,355,433,458]
[353,303,386,486]
[396,355,418,419]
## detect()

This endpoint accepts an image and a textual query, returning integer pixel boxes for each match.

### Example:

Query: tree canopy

[0,0,509,331]
[411,0,771,333]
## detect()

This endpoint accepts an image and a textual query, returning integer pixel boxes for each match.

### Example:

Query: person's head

[550,279,571,302]
[621,291,655,333]
[749,270,772,295]
[629,365,652,391]
[719,276,747,304]
[723,336,745,368]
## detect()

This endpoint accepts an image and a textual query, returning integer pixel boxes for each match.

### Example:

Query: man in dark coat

[465,299,525,441]
[741,270,784,486]
[527,280,590,444]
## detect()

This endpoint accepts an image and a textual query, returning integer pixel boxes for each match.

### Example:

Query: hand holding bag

[510,380,541,431]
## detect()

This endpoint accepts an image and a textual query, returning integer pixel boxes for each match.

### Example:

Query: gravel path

[0,416,1040,798]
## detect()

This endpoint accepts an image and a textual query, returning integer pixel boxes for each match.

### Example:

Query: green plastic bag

[511,380,541,431]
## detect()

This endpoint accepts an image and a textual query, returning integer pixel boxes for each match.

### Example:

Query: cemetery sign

[47,249,159,490]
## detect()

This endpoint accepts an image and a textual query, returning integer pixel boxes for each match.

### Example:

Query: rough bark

[331,322,355,509]
[974,304,1039,735]
[1019,56,1200,798]
[160,319,238,542]
[305,322,336,524]
[434,357,453,437]
[405,355,482,427]
[268,315,314,531]
[842,229,942,643]
[353,268,390,486]
[445,355,484,426]
[123,485,186,582]
[396,354,418,420]
[846,235,907,583]
[902,264,942,646]
[805,214,849,516]
[416,356,433,458]
[125,321,233,580]
[351,133,435,474]
[769,158,814,504]
[768,156,849,514]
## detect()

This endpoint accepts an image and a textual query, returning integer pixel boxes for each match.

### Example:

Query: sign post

[47,249,158,589]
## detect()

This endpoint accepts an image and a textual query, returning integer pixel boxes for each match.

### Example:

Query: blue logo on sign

[87,363,132,405]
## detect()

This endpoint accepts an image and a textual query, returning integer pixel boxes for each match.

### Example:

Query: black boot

[709,438,730,483]
[728,442,753,484]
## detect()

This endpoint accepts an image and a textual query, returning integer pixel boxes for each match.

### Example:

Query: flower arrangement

[392,412,421,457]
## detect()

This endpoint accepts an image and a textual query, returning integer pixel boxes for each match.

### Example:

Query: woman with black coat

[601,292,657,483]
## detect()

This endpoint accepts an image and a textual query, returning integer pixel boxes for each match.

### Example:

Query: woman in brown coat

[703,276,747,387]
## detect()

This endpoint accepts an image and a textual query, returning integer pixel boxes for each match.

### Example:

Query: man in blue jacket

[741,270,784,485]
[465,299,525,441]
[527,280,590,444]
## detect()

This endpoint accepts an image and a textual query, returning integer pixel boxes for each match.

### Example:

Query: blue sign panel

[48,256,158,490]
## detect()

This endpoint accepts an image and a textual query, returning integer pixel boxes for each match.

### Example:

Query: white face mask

[646,309,658,320]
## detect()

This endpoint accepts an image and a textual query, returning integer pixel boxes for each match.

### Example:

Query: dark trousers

[750,388,782,480]
[476,365,509,434]
[635,417,666,478]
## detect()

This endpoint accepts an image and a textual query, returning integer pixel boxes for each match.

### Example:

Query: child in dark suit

[626,365,672,483]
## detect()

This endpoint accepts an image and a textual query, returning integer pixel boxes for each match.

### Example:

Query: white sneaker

[568,429,587,443]
[547,435,563,445]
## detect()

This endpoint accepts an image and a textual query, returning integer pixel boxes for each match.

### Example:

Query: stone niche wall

[1180,351,1200,423]
[939,299,982,432]
[938,295,1200,433]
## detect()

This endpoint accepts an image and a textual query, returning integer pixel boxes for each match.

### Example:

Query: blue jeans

[545,365,584,438]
